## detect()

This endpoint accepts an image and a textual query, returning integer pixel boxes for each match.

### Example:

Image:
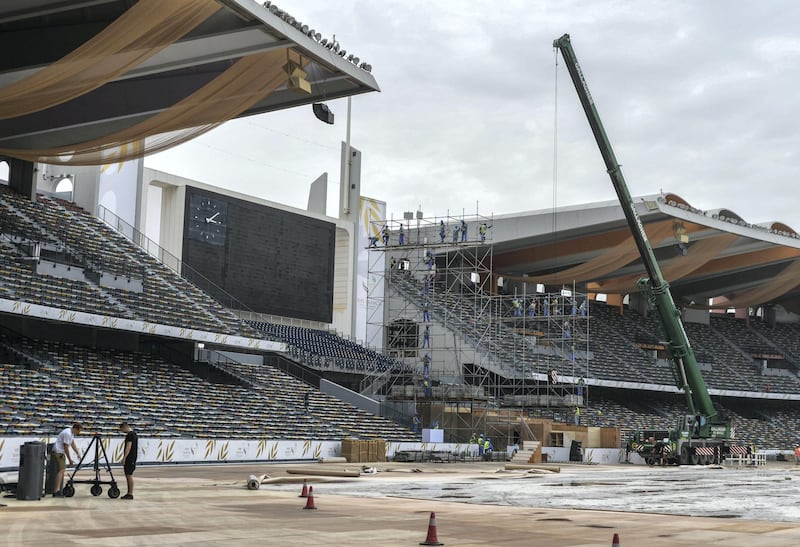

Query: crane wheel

[680,445,690,465]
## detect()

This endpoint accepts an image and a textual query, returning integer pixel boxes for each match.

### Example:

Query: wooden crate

[341,438,359,463]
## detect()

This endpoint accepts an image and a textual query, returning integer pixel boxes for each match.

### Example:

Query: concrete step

[511,441,540,464]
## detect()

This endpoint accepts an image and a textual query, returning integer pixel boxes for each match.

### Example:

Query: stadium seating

[2,187,800,451]
[751,320,800,358]
[248,320,412,374]
[0,334,416,441]
[0,187,258,337]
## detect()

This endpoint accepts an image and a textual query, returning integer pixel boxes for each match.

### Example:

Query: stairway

[510,440,541,464]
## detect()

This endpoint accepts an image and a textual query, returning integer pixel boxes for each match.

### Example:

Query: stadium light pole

[343,96,359,339]
[341,96,352,215]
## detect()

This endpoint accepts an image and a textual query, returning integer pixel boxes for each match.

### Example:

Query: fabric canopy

[592,233,738,293]
[0,48,294,165]
[693,260,800,310]
[503,221,676,286]
[0,0,221,120]
[0,1,316,165]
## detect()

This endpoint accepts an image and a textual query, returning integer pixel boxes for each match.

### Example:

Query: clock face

[188,194,228,245]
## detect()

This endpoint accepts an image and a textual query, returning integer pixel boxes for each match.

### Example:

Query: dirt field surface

[3,461,800,546]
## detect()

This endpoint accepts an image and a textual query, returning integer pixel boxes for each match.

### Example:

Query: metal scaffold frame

[364,212,591,443]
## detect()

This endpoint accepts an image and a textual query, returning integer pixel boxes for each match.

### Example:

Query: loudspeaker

[313,103,334,125]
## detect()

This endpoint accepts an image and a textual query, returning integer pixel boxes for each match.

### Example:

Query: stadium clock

[188,194,228,245]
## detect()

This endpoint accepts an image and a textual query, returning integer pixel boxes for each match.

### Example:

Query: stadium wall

[0,437,478,468]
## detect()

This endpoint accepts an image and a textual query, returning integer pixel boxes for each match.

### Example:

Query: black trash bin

[44,443,59,495]
[17,441,45,500]
[569,440,582,462]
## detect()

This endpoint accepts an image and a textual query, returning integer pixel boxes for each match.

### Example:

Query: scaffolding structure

[364,212,591,443]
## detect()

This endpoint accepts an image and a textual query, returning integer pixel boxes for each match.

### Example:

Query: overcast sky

[145,0,800,227]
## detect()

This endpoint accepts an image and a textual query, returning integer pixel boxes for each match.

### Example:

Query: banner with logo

[0,437,476,468]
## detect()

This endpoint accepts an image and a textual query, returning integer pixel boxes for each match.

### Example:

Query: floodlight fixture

[269,4,279,14]
[347,54,354,62]
[262,1,271,7]
[352,56,360,64]
[320,38,328,46]
[332,42,340,53]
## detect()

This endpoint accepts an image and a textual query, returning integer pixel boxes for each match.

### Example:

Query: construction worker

[512,298,522,316]
[574,406,581,426]
[460,219,468,242]
[368,234,379,247]
[439,220,446,243]
[422,301,430,322]
[469,433,477,445]
[578,299,587,316]
[479,222,490,242]
[423,379,431,398]
[424,250,434,269]
[452,223,460,243]
[422,325,430,348]
[390,256,397,270]
[381,225,390,246]
[398,223,405,245]
[477,434,485,456]
[422,353,431,376]
[483,438,493,460]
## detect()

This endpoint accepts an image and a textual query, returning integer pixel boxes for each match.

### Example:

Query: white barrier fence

[0,436,477,468]
[723,452,767,467]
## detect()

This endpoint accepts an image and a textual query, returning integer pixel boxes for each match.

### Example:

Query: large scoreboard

[182,186,335,323]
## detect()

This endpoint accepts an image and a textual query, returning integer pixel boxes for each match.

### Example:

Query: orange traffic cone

[612,532,620,546]
[303,486,317,510]
[299,479,309,498]
[420,511,443,546]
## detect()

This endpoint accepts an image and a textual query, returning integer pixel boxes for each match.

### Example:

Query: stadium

[2,1,800,544]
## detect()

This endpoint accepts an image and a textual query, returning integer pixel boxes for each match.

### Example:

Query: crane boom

[552,33,717,420]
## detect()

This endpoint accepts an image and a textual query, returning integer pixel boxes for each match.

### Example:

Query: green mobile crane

[553,34,744,465]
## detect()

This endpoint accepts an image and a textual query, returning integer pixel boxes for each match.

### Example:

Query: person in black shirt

[119,422,138,500]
